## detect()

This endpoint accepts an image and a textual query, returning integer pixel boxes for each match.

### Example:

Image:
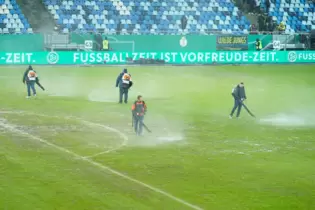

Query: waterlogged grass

[0,65,315,210]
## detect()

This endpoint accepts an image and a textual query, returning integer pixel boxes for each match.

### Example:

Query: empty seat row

[44,0,251,34]
[261,0,312,33]
[0,0,33,34]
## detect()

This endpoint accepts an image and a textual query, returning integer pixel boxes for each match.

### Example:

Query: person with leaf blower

[131,95,147,136]
[116,68,133,104]
[23,65,44,98]
[229,82,247,119]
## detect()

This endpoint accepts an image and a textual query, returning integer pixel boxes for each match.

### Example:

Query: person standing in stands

[258,14,266,31]
[181,15,187,30]
[94,33,103,51]
[265,0,270,13]
[250,24,257,34]
[277,22,286,33]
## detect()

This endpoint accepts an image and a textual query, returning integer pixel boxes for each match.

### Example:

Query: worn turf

[0,65,315,210]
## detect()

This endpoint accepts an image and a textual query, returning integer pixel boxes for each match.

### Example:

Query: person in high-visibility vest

[255,38,262,51]
[102,37,109,51]
[277,21,286,33]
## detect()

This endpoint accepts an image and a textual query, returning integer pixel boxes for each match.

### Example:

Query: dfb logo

[46,52,59,64]
[288,51,297,62]
[85,40,93,49]
[273,40,280,50]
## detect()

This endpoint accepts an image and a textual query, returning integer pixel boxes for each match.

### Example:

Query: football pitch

[1,64,315,210]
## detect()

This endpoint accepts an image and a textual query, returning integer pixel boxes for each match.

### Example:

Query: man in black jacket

[230,82,247,118]
[116,68,133,104]
[22,65,37,98]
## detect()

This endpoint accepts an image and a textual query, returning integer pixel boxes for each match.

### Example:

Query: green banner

[286,51,315,63]
[0,51,314,65]
[0,34,44,52]
[248,34,272,51]
[0,34,301,52]
[216,35,248,51]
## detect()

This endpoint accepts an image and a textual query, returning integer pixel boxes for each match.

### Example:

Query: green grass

[0,65,315,210]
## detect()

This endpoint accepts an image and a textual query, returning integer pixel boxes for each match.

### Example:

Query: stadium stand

[1,0,314,35]
[0,0,32,33]
[43,0,251,34]
[261,0,314,33]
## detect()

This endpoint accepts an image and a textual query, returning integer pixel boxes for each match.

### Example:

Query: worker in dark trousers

[230,82,247,118]
[131,95,147,136]
[23,65,45,96]
[23,65,39,98]
[116,68,133,104]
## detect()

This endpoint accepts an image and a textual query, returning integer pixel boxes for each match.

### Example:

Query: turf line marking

[80,120,128,158]
[0,110,128,158]
[0,111,203,210]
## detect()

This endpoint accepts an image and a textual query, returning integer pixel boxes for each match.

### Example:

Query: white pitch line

[0,110,128,158]
[0,111,203,210]
[78,119,128,158]
[83,147,121,158]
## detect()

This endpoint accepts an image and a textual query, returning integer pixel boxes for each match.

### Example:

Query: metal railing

[59,29,311,36]
[2,28,310,36]
[0,31,311,52]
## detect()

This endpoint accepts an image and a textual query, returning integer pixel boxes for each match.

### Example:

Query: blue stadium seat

[0,0,32,34]
[43,0,251,34]
[262,0,312,32]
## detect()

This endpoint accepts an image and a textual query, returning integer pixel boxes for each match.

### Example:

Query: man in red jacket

[131,95,147,136]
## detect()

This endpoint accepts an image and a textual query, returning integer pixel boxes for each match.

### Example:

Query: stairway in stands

[17,0,55,32]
